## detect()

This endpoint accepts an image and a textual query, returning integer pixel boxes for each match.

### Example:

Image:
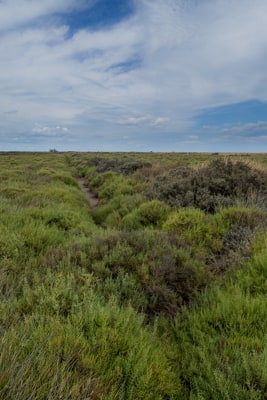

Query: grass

[1,151,267,399]
[171,236,267,399]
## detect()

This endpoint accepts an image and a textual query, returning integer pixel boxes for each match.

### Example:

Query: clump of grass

[171,238,267,399]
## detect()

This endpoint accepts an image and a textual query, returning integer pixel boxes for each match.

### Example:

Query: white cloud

[32,124,69,136]
[152,117,170,126]
[0,0,69,31]
[1,0,267,150]
[116,116,152,125]
[115,115,169,126]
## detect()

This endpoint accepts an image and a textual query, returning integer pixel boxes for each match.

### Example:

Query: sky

[1,0,267,152]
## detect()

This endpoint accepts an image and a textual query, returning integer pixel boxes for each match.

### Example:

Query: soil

[76,177,99,209]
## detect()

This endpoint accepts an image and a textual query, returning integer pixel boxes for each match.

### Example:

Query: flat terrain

[1,152,267,399]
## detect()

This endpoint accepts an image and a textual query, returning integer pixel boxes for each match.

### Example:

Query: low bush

[1,289,180,399]
[215,207,267,267]
[144,158,267,212]
[91,193,146,227]
[218,206,267,230]
[171,242,267,399]
[19,222,65,255]
[2,152,267,399]
[163,208,224,257]
[97,174,133,200]
[121,200,171,230]
[27,206,95,234]
[82,230,210,317]
[86,156,152,175]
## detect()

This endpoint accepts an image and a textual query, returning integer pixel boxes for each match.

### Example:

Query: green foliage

[1,277,179,399]
[144,158,267,212]
[92,193,146,227]
[1,152,267,400]
[0,318,106,400]
[71,298,179,399]
[19,222,65,255]
[217,206,267,230]
[98,175,133,200]
[81,229,210,317]
[171,242,267,399]
[163,208,224,257]
[26,205,94,234]
[163,207,208,232]
[121,200,171,229]
[0,154,180,399]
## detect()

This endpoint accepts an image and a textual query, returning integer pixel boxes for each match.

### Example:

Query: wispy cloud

[32,124,69,136]
[152,117,170,127]
[0,0,74,31]
[116,116,152,125]
[115,115,169,126]
[1,0,267,150]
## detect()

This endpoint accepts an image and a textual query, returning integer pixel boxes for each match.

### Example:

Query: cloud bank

[1,0,267,151]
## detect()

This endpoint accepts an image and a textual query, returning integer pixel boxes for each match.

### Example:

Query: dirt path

[76,177,99,209]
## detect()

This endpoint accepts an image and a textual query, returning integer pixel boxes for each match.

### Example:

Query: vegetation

[1,151,267,399]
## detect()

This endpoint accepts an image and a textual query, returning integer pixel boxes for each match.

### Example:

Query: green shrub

[96,270,147,312]
[163,208,224,256]
[120,209,143,230]
[71,297,180,399]
[104,210,122,229]
[98,178,133,200]
[91,203,115,225]
[121,200,171,230]
[111,193,146,216]
[213,207,267,264]
[86,156,151,175]
[19,222,65,255]
[218,206,267,230]
[1,296,180,399]
[83,230,211,317]
[2,152,267,400]
[144,159,267,212]
[8,270,95,318]
[171,244,267,399]
[0,318,106,400]
[163,208,207,232]
[91,194,146,227]
[27,206,94,233]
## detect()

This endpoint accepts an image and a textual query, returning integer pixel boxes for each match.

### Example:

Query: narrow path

[76,177,99,209]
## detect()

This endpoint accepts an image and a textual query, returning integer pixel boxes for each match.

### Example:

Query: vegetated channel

[76,177,99,208]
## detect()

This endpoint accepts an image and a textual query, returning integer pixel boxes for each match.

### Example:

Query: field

[1,151,267,399]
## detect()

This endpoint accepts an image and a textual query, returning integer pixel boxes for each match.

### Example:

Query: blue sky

[1,0,267,152]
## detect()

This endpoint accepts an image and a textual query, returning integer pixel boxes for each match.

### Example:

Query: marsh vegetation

[1,151,267,399]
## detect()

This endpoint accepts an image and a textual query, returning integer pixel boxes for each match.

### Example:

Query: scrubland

[1,151,267,399]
